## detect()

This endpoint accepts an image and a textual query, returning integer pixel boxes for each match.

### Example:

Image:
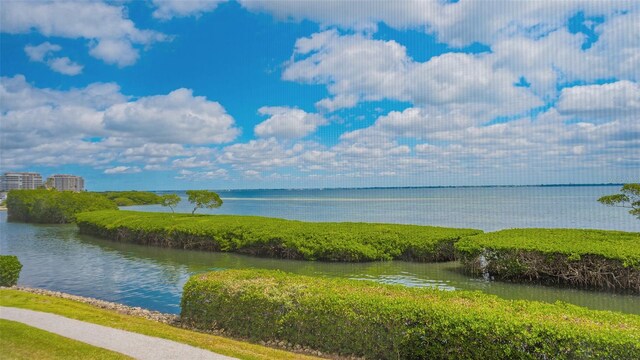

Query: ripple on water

[1,211,638,315]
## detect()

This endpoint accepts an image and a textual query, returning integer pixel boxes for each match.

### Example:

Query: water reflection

[1,212,638,315]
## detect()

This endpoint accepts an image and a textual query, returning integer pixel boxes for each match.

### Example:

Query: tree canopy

[160,194,181,213]
[186,190,223,214]
[598,183,640,220]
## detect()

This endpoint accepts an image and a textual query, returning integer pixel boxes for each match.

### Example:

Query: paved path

[0,306,236,360]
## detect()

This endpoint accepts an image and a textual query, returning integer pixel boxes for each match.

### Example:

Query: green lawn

[0,319,131,360]
[0,289,318,360]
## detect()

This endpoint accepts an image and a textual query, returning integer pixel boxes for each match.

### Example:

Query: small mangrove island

[76,210,481,262]
[456,229,640,293]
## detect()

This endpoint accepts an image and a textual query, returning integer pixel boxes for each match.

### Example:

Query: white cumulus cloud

[47,57,83,76]
[24,42,83,75]
[284,30,541,119]
[24,42,61,62]
[104,166,141,174]
[104,88,240,145]
[0,75,239,174]
[2,1,166,67]
[254,106,327,139]
[557,81,640,120]
[152,0,227,19]
[240,0,638,46]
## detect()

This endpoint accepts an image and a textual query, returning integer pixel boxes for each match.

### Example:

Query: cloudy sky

[1,0,638,190]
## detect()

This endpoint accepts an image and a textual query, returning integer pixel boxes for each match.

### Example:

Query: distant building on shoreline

[47,174,85,192]
[0,172,43,191]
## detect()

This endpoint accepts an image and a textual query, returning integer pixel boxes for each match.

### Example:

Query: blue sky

[1,1,639,191]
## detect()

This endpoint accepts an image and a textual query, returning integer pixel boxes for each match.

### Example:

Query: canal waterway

[1,210,638,315]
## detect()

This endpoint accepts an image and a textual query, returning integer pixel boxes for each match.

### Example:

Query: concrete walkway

[0,306,236,360]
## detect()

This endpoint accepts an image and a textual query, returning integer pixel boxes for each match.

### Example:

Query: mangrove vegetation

[76,210,481,262]
[5,189,162,223]
[598,183,640,220]
[100,191,164,207]
[455,229,640,292]
[0,255,22,287]
[182,269,640,360]
[6,190,118,223]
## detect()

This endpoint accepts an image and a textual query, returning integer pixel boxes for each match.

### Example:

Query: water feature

[2,211,637,315]
[130,185,640,232]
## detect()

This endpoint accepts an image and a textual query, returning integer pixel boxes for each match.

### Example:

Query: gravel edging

[3,286,359,359]
[6,286,179,325]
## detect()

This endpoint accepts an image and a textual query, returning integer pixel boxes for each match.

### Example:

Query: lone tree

[186,190,223,214]
[598,183,640,220]
[160,194,181,213]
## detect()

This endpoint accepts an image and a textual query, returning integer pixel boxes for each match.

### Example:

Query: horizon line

[143,182,625,193]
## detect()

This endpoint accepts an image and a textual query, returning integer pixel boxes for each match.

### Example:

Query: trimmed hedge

[0,256,22,287]
[7,190,118,224]
[455,229,640,292]
[76,210,481,262]
[182,269,640,359]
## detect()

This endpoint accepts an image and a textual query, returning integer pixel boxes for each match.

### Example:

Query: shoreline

[7,286,178,324]
[0,286,346,359]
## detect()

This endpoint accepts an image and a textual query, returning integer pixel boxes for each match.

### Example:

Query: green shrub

[182,269,640,360]
[76,210,481,262]
[6,190,118,224]
[111,197,136,206]
[101,191,163,206]
[455,229,640,292]
[0,256,22,287]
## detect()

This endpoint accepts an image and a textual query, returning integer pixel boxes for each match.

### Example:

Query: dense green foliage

[455,228,640,267]
[6,190,118,224]
[0,289,319,360]
[182,269,640,360]
[101,191,163,206]
[455,229,640,292]
[160,194,181,213]
[599,183,640,219]
[76,210,481,262]
[0,255,22,287]
[186,190,222,214]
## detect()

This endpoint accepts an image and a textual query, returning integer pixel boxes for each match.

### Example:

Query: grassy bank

[0,289,319,360]
[0,319,131,360]
[455,229,640,292]
[76,210,481,262]
[182,269,640,360]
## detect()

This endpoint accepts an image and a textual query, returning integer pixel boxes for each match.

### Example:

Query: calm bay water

[1,186,638,315]
[133,185,639,232]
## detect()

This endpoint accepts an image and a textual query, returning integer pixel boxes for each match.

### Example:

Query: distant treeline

[5,189,162,223]
[100,191,163,206]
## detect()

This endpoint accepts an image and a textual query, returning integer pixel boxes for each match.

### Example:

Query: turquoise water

[1,185,638,314]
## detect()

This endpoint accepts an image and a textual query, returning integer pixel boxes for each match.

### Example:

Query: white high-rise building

[0,172,43,191]
[48,174,85,192]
